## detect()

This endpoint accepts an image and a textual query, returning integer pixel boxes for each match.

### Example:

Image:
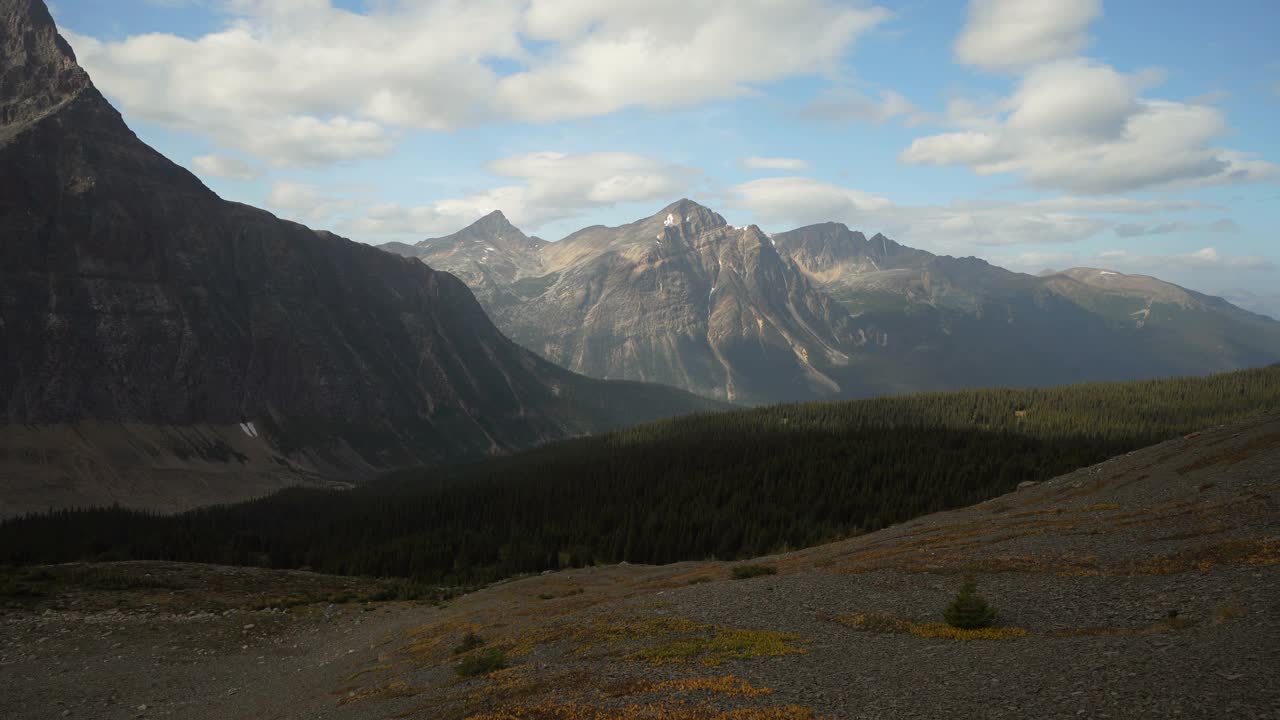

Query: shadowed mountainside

[0,0,721,517]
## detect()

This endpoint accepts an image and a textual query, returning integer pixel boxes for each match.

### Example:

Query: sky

[48,0,1280,317]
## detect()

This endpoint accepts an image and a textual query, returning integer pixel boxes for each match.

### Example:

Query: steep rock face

[0,0,719,514]
[481,201,871,404]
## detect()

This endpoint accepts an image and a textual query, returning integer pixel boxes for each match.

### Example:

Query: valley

[4,413,1278,719]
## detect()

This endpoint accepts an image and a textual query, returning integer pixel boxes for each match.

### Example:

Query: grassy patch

[730,565,777,580]
[453,631,486,656]
[336,681,420,706]
[463,700,819,720]
[631,627,806,666]
[456,648,509,678]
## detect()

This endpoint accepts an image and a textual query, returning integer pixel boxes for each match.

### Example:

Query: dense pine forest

[3,367,1278,584]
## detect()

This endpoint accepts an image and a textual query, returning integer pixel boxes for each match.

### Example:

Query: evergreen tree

[943,575,997,629]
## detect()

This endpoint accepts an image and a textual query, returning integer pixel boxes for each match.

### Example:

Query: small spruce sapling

[943,575,997,629]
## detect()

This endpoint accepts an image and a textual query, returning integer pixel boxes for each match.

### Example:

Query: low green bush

[730,564,778,580]
[454,648,507,677]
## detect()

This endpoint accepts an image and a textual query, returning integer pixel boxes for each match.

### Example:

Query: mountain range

[0,0,718,517]
[385,203,1280,404]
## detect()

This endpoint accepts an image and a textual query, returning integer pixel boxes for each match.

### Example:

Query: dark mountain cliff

[0,0,719,516]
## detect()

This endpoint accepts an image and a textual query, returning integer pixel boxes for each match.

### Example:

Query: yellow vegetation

[646,676,774,697]
[837,612,1027,641]
[495,615,808,666]
[464,700,820,720]
[336,681,420,706]
[631,627,807,666]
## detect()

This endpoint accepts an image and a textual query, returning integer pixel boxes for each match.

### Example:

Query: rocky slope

[0,0,719,516]
[4,413,1277,719]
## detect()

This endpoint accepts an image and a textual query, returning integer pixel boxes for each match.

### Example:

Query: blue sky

[48,0,1280,316]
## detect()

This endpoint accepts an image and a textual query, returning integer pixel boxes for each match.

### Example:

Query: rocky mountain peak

[1,0,92,133]
[653,199,727,237]
[469,209,518,234]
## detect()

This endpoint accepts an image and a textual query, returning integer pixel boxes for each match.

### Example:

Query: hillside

[389,208,1280,403]
[3,411,1277,719]
[6,367,1277,583]
[0,0,720,517]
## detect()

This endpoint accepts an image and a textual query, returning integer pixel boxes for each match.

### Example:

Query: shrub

[452,631,485,656]
[731,565,777,580]
[943,575,997,629]
[454,648,507,677]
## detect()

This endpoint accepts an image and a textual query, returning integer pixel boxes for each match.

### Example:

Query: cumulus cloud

[902,59,1277,194]
[801,87,915,124]
[728,177,1120,247]
[741,157,811,171]
[63,1,888,167]
[955,0,1101,71]
[191,154,261,181]
[346,151,697,236]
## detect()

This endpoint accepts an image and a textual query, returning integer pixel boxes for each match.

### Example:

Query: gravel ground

[3,414,1278,719]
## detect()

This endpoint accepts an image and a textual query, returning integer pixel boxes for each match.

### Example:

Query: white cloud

[729,177,1114,248]
[902,59,1278,194]
[191,154,261,181]
[1098,247,1274,272]
[730,177,891,227]
[741,157,811,171]
[1113,218,1239,237]
[801,87,915,124]
[347,151,696,236]
[955,0,1101,71]
[987,250,1079,273]
[496,1,890,122]
[264,181,355,224]
[63,1,888,167]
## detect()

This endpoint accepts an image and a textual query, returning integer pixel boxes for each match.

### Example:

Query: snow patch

[1099,271,1117,276]
[664,213,676,227]
[239,422,259,439]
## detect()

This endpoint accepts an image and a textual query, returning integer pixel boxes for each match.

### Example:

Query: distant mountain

[394,201,876,403]
[392,206,1280,403]
[381,210,548,310]
[773,223,1280,385]
[0,0,720,517]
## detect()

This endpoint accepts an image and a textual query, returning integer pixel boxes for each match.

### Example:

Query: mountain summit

[0,0,718,516]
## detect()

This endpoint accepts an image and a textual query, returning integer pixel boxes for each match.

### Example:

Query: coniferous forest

[3,367,1278,585]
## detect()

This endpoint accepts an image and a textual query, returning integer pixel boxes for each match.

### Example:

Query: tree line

[2,366,1277,585]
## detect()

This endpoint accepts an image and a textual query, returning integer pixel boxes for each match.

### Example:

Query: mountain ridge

[385,203,1280,402]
